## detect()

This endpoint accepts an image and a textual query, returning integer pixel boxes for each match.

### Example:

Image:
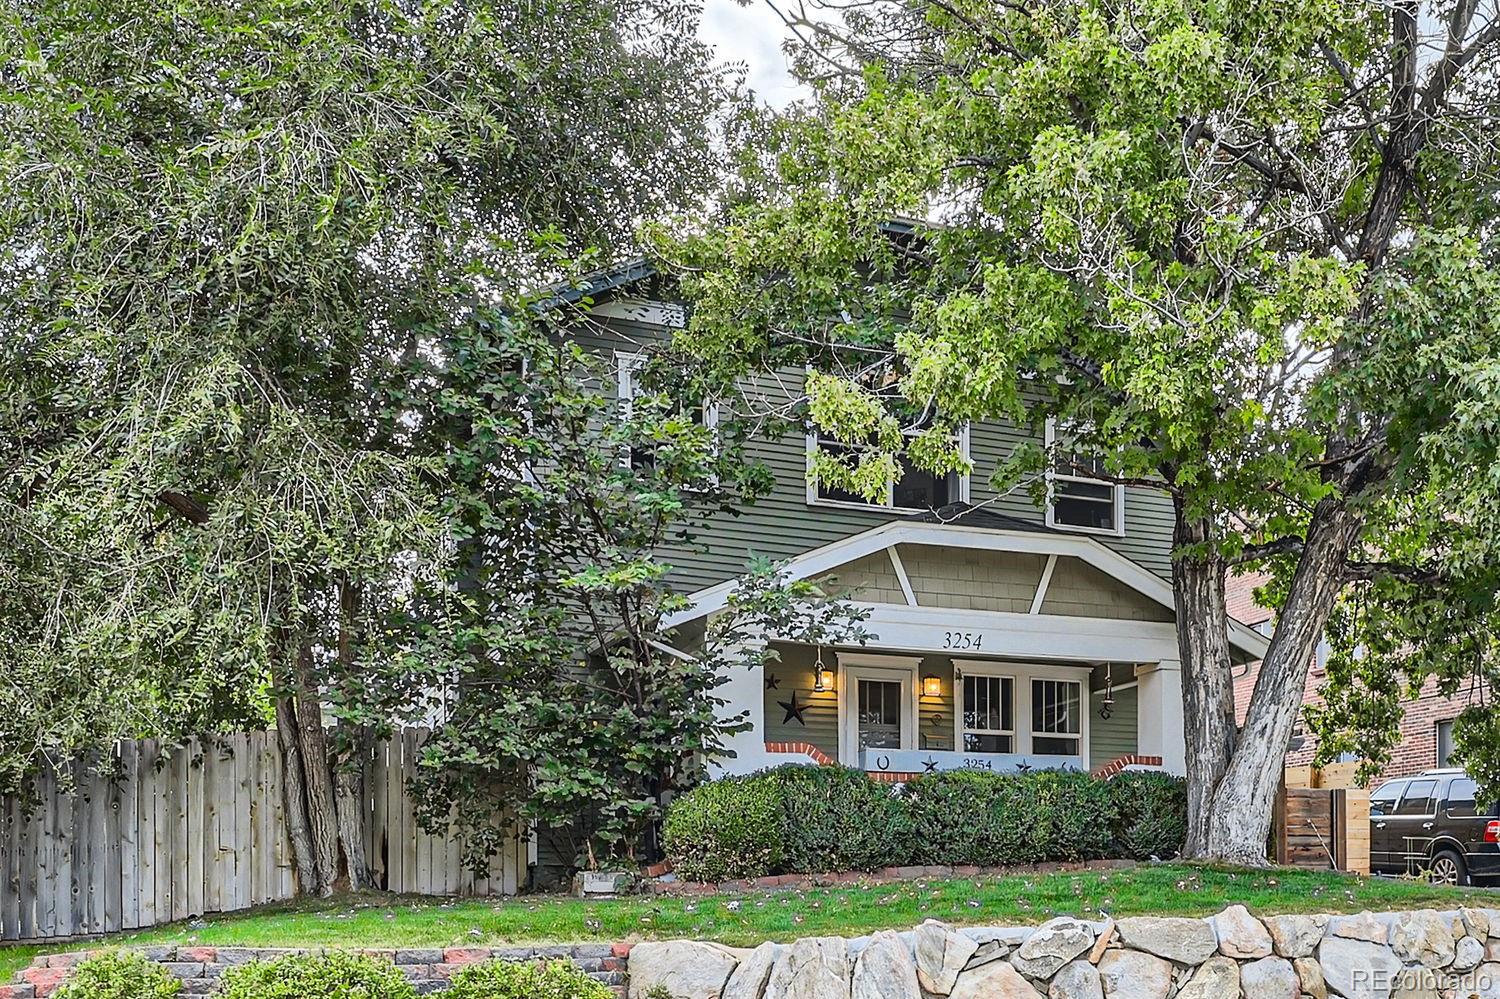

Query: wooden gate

[1273,785,1371,874]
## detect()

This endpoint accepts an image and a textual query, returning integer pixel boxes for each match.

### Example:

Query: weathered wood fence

[0,730,528,943]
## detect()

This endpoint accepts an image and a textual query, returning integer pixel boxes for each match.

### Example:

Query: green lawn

[0,864,1486,982]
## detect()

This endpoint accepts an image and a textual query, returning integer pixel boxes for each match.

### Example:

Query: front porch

[676,518,1268,782]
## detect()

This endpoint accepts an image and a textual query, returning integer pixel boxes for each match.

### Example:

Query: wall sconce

[813,647,835,693]
[922,674,942,698]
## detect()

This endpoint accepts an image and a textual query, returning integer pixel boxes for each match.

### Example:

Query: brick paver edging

[3,944,633,999]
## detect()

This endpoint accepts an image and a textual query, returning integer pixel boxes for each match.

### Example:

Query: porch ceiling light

[922,674,942,698]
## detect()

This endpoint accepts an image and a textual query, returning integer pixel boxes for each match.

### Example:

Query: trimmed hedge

[663,774,785,882]
[1107,770,1189,860]
[218,952,415,999]
[53,952,182,999]
[663,765,1187,880]
[445,960,614,999]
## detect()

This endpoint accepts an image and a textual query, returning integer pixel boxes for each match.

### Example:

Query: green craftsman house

[565,262,1268,784]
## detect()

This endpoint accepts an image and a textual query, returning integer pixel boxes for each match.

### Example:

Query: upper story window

[807,424,970,511]
[1046,419,1124,536]
[617,351,718,470]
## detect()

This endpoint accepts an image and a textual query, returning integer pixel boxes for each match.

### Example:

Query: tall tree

[659,0,1500,863]
[0,0,732,891]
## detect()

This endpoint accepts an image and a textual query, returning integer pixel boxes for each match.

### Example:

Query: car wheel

[1429,848,1468,887]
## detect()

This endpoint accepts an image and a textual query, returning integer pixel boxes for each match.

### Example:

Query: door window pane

[961,675,1014,753]
[858,679,903,750]
[1396,779,1437,816]
[1032,678,1082,756]
[1370,781,1404,817]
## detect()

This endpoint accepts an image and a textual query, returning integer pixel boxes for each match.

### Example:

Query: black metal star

[778,690,808,726]
[922,755,939,773]
[764,672,780,691]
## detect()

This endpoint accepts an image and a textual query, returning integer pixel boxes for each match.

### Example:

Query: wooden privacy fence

[1273,784,1371,875]
[0,730,528,943]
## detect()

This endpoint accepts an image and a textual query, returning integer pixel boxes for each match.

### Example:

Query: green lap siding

[1089,686,1139,763]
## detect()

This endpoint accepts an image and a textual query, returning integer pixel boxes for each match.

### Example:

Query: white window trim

[956,671,1017,754]
[836,653,921,765]
[617,350,721,469]
[806,422,972,512]
[1044,419,1125,537]
[952,659,1091,767]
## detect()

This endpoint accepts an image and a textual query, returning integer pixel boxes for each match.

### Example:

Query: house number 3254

[943,631,983,650]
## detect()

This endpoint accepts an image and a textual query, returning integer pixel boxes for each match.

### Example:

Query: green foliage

[1106,772,1189,860]
[903,770,1113,866]
[218,952,413,999]
[771,765,913,873]
[53,952,182,999]
[444,959,612,999]
[663,775,786,882]
[664,766,1180,878]
[659,0,1500,846]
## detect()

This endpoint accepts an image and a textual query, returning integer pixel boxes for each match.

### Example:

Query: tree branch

[157,490,210,525]
[1230,536,1306,564]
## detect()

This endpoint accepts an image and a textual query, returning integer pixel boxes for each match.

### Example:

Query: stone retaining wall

[628,905,1500,999]
[11,906,1500,999]
[3,945,629,999]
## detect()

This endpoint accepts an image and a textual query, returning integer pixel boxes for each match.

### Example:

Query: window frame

[1030,676,1085,757]
[958,672,1017,755]
[616,350,720,470]
[1436,718,1456,769]
[952,660,1091,765]
[805,422,971,512]
[1044,418,1126,537]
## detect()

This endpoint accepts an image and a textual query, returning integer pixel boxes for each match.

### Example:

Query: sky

[698,0,805,107]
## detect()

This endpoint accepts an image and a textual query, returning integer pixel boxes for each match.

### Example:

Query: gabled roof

[664,514,1272,661]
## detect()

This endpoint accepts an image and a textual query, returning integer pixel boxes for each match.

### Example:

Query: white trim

[662,518,1271,660]
[887,546,919,606]
[1029,554,1058,615]
[589,297,687,328]
[1044,419,1126,538]
[836,654,920,765]
[616,349,720,470]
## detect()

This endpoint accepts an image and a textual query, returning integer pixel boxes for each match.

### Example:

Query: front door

[840,664,915,765]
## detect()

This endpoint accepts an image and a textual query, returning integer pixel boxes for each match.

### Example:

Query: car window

[1396,779,1438,816]
[1371,780,1405,817]
[1447,778,1479,817]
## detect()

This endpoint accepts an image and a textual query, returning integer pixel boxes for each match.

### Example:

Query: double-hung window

[617,351,719,470]
[1031,678,1083,755]
[809,424,970,510]
[1046,419,1124,535]
[960,674,1015,753]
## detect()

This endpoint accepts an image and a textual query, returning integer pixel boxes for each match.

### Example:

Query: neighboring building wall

[1228,570,1482,782]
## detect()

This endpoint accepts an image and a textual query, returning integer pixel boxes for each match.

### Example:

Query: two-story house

[566,261,1269,786]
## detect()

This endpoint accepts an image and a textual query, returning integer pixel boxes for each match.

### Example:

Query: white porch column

[1136,659,1186,775]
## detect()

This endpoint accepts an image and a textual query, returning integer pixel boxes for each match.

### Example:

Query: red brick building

[1227,570,1483,781]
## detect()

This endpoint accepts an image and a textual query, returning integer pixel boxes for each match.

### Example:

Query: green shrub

[770,765,912,873]
[663,774,785,881]
[1107,770,1188,859]
[54,951,182,999]
[218,952,415,999]
[904,770,1115,865]
[445,959,612,999]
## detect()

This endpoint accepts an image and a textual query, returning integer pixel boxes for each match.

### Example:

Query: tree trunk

[1172,509,1237,858]
[330,573,369,890]
[1197,499,1363,863]
[274,690,323,895]
[290,636,345,894]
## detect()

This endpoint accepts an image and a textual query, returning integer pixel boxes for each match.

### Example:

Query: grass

[0,863,1486,982]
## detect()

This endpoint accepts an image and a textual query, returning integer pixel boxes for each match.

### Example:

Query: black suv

[1369,768,1500,885]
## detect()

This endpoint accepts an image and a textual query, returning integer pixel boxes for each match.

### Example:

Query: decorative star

[922,755,939,773]
[778,690,809,726]
[764,672,780,691]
